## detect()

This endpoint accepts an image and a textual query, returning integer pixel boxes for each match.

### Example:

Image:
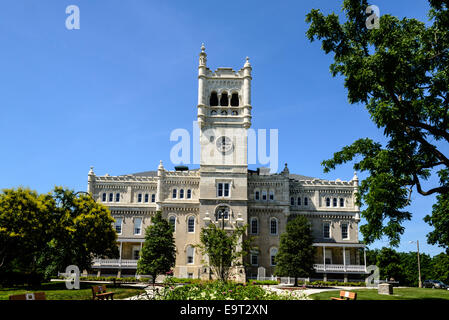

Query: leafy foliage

[274,215,315,286]
[137,211,176,285]
[306,0,449,247]
[197,223,251,282]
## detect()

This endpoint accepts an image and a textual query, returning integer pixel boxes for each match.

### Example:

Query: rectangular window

[137,194,142,203]
[144,194,149,203]
[262,191,267,201]
[255,191,260,200]
[304,197,308,206]
[217,183,223,197]
[187,273,193,278]
[187,190,191,199]
[115,193,120,202]
[188,217,195,233]
[251,254,258,266]
[151,194,156,202]
[134,217,142,235]
[180,189,184,199]
[269,191,274,201]
[340,198,345,207]
[342,223,349,239]
[291,197,294,205]
[102,193,107,202]
[333,198,337,207]
[250,219,258,234]
[297,197,301,206]
[133,249,140,260]
[224,183,229,197]
[109,193,113,202]
[172,189,177,198]
[323,222,330,239]
[115,217,123,234]
[270,219,278,235]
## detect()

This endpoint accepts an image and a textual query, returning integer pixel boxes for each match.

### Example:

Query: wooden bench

[92,285,115,300]
[331,290,357,300]
[9,292,46,300]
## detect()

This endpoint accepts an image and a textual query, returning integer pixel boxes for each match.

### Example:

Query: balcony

[92,259,138,269]
[313,264,367,273]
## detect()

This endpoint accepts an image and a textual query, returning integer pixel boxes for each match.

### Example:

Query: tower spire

[199,43,207,67]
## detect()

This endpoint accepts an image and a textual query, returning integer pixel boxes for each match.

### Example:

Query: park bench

[9,292,46,300]
[92,285,115,300]
[330,290,357,300]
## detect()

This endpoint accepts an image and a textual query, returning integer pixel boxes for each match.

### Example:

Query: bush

[248,280,279,285]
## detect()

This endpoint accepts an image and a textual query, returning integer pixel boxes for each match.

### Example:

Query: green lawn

[309,287,449,300]
[0,281,145,300]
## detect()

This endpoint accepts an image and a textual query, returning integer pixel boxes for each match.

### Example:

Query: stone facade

[88,45,367,282]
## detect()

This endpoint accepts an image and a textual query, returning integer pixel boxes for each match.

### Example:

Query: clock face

[216,136,233,154]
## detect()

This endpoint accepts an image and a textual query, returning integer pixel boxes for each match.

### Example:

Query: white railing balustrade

[92,259,138,268]
[313,264,366,273]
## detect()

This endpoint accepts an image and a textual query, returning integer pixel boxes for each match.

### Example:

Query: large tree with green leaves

[274,215,315,286]
[0,188,55,284]
[306,0,449,247]
[137,211,176,285]
[197,223,250,282]
[37,187,119,279]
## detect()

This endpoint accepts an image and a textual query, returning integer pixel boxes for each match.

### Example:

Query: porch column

[323,246,326,272]
[119,242,123,267]
[343,247,346,272]
[363,247,367,272]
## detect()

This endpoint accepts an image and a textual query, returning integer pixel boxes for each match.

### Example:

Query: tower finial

[201,43,205,53]
[199,43,207,66]
[244,56,251,68]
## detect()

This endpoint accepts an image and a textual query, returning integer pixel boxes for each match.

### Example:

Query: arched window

[215,205,229,221]
[270,248,278,266]
[169,215,176,231]
[220,92,228,106]
[255,190,260,200]
[115,193,120,202]
[211,110,217,116]
[232,110,238,115]
[250,217,258,234]
[297,197,301,206]
[137,193,142,203]
[221,110,228,115]
[180,189,184,199]
[102,193,107,202]
[269,190,274,201]
[304,197,308,206]
[340,198,345,207]
[109,193,114,202]
[172,189,177,198]
[262,190,267,201]
[187,216,195,233]
[144,194,149,203]
[151,194,156,202]
[290,197,295,205]
[186,246,194,264]
[187,189,192,199]
[326,197,331,207]
[210,92,218,106]
[333,197,337,207]
[270,218,278,235]
[230,93,239,106]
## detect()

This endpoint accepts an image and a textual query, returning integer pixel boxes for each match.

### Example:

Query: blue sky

[0,0,445,256]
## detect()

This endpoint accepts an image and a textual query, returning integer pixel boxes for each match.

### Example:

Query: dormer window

[220,92,228,106]
[230,93,239,106]
[210,92,218,106]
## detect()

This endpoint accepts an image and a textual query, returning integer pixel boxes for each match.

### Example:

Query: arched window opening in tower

[221,110,227,115]
[232,110,238,115]
[220,92,229,106]
[230,93,239,106]
[210,92,218,106]
[215,205,229,221]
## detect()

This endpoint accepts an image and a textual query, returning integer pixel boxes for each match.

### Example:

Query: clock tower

[196,45,252,279]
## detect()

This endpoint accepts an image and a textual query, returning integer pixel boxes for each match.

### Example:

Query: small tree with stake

[275,215,315,287]
[137,211,176,286]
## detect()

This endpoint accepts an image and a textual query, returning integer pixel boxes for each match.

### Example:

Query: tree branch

[413,173,449,196]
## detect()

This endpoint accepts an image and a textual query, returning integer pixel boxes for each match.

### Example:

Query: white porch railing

[92,259,138,268]
[313,264,366,273]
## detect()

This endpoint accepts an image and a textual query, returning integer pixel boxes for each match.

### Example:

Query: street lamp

[409,240,422,288]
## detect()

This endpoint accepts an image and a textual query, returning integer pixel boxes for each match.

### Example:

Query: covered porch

[313,243,367,282]
[92,238,144,277]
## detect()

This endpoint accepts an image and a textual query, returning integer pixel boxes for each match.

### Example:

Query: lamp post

[409,240,422,288]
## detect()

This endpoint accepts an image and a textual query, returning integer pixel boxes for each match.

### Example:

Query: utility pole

[417,240,422,288]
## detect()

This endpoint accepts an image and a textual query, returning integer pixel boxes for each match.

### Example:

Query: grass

[0,281,145,300]
[309,287,449,300]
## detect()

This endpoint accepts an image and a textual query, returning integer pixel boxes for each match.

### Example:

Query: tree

[0,188,55,284]
[424,192,449,251]
[197,223,250,282]
[306,0,449,247]
[37,187,119,279]
[274,215,315,286]
[431,252,449,283]
[375,247,404,282]
[137,211,176,285]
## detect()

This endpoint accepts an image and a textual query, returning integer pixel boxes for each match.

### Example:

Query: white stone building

[88,45,367,282]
